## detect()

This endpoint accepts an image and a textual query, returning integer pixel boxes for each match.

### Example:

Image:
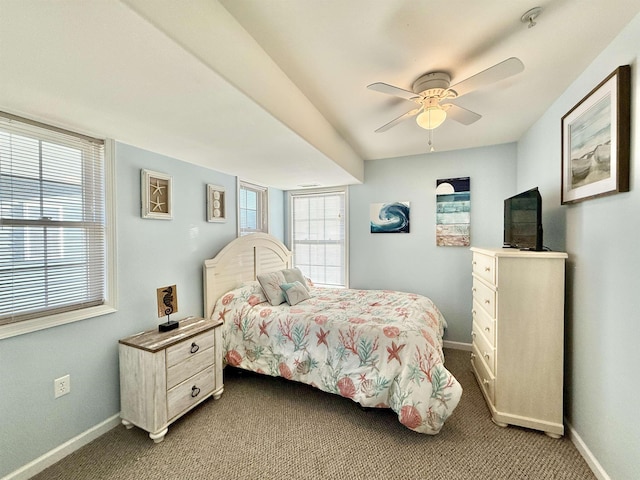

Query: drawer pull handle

[483,379,490,386]
[484,327,490,333]
[190,342,200,354]
[484,352,490,360]
[471,331,476,338]
[484,267,491,272]
[470,353,476,359]
[485,300,490,305]
[191,385,201,398]
[473,261,477,265]
[472,310,476,316]
[472,288,477,292]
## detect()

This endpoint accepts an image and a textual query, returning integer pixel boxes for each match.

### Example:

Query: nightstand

[119,317,223,443]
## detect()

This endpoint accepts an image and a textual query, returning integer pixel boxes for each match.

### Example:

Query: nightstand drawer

[472,276,496,318]
[166,330,215,368]
[167,366,215,420]
[472,299,495,347]
[119,317,223,443]
[166,346,215,389]
[472,252,496,285]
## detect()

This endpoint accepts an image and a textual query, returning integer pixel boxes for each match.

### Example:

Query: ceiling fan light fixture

[416,106,447,130]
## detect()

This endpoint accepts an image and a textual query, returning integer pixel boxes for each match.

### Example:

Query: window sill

[0,304,117,340]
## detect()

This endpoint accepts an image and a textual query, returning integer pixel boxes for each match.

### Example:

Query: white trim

[565,419,611,480]
[0,304,117,340]
[237,178,269,236]
[443,340,472,351]
[1,414,121,480]
[287,186,349,288]
[104,139,119,315]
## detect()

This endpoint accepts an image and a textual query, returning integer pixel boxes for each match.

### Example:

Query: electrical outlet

[54,374,71,398]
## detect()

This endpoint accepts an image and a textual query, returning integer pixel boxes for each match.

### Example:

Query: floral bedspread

[212,281,462,434]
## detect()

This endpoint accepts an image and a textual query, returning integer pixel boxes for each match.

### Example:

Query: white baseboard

[565,418,611,480]
[2,414,121,480]
[441,345,609,479]
[443,340,472,351]
[1,398,609,480]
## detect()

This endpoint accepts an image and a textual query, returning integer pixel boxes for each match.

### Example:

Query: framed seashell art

[141,169,172,219]
[207,184,226,222]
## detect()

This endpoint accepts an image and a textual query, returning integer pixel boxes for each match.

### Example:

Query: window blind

[0,113,106,326]
[291,190,346,287]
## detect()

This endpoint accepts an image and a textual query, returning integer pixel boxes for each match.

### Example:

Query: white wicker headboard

[203,233,293,319]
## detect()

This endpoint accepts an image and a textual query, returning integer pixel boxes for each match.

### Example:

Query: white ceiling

[2,0,639,190]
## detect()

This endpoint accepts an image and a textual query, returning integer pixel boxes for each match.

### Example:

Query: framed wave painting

[370,201,410,233]
[436,177,470,246]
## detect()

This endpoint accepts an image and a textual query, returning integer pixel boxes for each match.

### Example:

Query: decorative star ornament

[151,196,165,211]
[150,179,165,196]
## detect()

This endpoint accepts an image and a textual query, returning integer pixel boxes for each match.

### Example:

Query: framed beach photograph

[141,169,172,219]
[561,65,630,204]
[207,184,226,222]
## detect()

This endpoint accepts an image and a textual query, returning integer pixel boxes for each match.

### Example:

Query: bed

[203,233,462,434]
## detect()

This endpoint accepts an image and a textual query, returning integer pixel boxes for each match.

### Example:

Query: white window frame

[237,179,269,236]
[287,186,349,288]
[0,116,117,340]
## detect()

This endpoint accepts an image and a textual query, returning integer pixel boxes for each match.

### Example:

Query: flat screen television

[503,187,543,251]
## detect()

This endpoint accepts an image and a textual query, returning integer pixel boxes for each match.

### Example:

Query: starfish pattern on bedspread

[214,281,462,434]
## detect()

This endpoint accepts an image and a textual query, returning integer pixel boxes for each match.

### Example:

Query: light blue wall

[517,13,640,480]
[269,188,285,243]
[0,142,284,477]
[349,143,516,343]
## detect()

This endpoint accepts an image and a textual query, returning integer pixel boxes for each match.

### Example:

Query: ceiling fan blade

[367,82,419,101]
[375,107,421,132]
[449,57,524,98]
[442,103,482,125]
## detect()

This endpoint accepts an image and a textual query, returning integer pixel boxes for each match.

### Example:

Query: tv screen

[503,187,543,251]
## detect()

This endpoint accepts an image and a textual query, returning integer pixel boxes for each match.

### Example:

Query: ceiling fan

[367,57,524,132]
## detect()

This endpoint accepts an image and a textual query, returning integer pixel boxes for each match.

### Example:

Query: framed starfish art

[141,169,172,219]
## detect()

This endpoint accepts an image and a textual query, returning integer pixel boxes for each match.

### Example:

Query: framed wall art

[141,169,172,219]
[561,65,630,204]
[436,177,470,246]
[370,201,410,233]
[207,184,226,222]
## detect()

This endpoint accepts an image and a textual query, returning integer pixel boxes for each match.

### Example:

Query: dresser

[119,317,223,442]
[470,247,568,437]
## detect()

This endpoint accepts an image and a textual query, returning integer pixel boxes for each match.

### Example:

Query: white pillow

[280,281,311,306]
[281,267,311,291]
[257,271,287,306]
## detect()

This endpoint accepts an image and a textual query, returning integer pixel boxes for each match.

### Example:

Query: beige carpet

[32,349,595,479]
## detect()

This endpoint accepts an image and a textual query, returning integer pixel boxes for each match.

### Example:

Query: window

[238,180,268,235]
[0,112,116,339]
[289,188,348,287]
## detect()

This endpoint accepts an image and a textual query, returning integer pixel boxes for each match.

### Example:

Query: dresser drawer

[472,322,495,375]
[166,346,215,389]
[167,366,215,420]
[472,252,496,285]
[471,344,495,404]
[472,276,496,318]
[166,330,215,368]
[472,299,495,347]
